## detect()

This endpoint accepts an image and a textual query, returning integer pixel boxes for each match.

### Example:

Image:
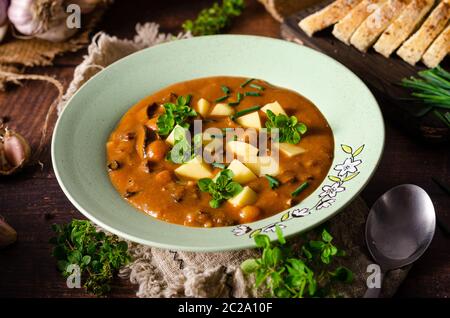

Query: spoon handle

[363,270,385,298]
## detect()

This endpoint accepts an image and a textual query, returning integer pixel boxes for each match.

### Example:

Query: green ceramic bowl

[52,35,384,251]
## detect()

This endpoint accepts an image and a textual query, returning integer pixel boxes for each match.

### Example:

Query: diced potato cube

[261,101,286,115]
[204,138,224,163]
[165,124,186,146]
[210,103,235,116]
[245,156,280,177]
[274,142,306,157]
[202,128,223,145]
[228,186,258,208]
[197,98,211,117]
[227,159,257,184]
[237,112,262,130]
[227,140,259,163]
[174,156,213,180]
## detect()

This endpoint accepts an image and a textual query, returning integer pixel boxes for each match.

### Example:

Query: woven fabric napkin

[58,23,408,298]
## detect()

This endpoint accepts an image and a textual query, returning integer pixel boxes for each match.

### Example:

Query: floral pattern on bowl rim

[232,144,365,238]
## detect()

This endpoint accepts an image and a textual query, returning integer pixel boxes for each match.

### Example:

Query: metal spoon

[364,184,436,298]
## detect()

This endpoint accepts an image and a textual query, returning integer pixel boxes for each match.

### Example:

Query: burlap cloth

[0,2,111,91]
[56,23,408,298]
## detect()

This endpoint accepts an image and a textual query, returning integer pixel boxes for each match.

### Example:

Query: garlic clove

[0,126,31,176]
[8,0,79,42]
[0,217,17,249]
[4,131,28,166]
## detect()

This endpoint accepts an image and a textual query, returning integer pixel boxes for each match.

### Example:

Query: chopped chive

[245,91,261,97]
[240,78,254,88]
[212,162,226,169]
[221,85,230,94]
[228,92,244,106]
[265,175,280,189]
[215,95,229,102]
[291,181,309,197]
[231,105,262,120]
[250,83,264,91]
[222,127,234,131]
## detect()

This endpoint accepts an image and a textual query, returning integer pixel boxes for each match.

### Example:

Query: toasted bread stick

[333,0,386,45]
[350,0,410,52]
[422,24,450,68]
[374,0,434,57]
[397,0,450,65]
[299,0,362,37]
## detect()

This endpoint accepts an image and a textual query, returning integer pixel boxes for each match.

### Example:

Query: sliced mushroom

[146,102,159,119]
[135,126,157,160]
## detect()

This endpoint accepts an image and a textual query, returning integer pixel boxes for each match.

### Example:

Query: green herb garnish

[212,162,226,169]
[231,105,262,120]
[215,95,229,102]
[229,92,244,106]
[182,0,245,36]
[221,85,230,94]
[265,174,280,189]
[241,227,352,298]
[265,109,307,144]
[157,95,197,136]
[50,220,131,296]
[250,83,264,91]
[198,169,243,208]
[245,91,261,97]
[291,181,309,196]
[240,78,254,88]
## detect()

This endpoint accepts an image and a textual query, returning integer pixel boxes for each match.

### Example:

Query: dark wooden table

[0,0,448,298]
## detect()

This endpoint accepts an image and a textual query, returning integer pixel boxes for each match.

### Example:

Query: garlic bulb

[0,216,17,249]
[0,125,31,176]
[8,0,101,42]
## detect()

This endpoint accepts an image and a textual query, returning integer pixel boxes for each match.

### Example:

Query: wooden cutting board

[280,0,449,143]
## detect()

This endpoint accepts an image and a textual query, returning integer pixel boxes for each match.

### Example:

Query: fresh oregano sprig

[50,220,131,296]
[197,169,243,208]
[182,0,245,36]
[157,95,197,136]
[265,109,307,144]
[241,226,353,298]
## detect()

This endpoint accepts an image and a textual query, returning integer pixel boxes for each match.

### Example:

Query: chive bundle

[402,66,450,126]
